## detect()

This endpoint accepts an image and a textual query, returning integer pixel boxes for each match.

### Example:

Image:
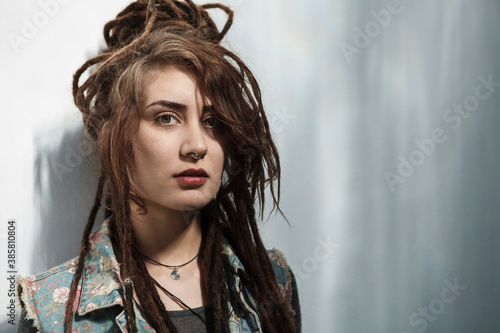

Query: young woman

[17,1,300,332]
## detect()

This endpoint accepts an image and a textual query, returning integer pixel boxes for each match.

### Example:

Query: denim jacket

[17,220,295,332]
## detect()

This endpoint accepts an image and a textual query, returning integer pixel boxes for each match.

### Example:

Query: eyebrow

[145,100,215,112]
[146,100,187,111]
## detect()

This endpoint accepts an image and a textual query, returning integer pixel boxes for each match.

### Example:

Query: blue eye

[202,117,220,128]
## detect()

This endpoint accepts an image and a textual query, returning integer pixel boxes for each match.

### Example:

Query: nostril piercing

[190,152,204,160]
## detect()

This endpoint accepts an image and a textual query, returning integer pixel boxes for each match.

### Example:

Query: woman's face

[130,65,225,213]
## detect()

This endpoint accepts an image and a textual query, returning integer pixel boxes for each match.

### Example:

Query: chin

[164,196,213,212]
[174,189,217,211]
[176,201,211,212]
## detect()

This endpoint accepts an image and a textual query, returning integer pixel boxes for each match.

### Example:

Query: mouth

[174,169,208,177]
[174,169,208,186]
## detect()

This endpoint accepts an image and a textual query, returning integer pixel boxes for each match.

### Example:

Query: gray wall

[1,1,499,332]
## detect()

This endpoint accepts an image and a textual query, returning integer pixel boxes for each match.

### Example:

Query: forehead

[142,65,203,103]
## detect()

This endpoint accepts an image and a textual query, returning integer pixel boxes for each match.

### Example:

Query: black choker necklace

[141,252,199,280]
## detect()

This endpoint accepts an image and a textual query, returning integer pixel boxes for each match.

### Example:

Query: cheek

[212,132,227,166]
[130,135,166,191]
[211,142,226,173]
[130,146,170,202]
[133,130,172,172]
[132,142,155,175]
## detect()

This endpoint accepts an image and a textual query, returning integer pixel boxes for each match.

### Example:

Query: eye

[156,114,178,125]
[201,117,220,128]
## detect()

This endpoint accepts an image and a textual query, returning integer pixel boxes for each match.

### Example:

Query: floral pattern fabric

[17,220,292,333]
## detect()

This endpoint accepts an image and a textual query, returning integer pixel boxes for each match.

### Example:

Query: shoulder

[267,249,301,330]
[267,248,294,303]
[221,238,291,287]
[16,220,123,332]
[266,248,291,286]
[266,248,294,305]
[17,257,79,332]
[222,240,292,291]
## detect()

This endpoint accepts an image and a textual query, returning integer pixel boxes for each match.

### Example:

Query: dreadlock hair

[65,0,296,332]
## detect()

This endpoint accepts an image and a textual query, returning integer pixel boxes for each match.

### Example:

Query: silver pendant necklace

[141,252,199,280]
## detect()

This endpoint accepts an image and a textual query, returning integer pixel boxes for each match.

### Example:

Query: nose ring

[190,152,204,160]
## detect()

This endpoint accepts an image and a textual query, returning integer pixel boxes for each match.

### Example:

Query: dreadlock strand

[227,49,284,220]
[65,170,106,331]
[237,189,284,325]
[121,178,138,333]
[246,224,295,331]
[224,186,295,333]
[201,210,230,333]
[145,0,156,23]
[201,3,233,40]
[133,251,176,332]
[184,0,203,26]
[117,1,148,19]
[124,284,137,333]
[76,16,157,107]
[72,54,109,100]
[104,191,113,219]
[104,16,146,48]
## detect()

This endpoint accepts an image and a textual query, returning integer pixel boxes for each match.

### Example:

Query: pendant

[171,268,180,280]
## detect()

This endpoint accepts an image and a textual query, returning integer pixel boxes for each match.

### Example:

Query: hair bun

[103,0,233,50]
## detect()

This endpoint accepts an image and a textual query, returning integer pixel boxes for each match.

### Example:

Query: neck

[130,200,203,264]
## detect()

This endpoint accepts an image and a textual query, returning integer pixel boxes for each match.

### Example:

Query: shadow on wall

[0,321,16,333]
[31,123,103,274]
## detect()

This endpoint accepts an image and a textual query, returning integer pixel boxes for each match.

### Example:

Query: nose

[180,123,208,160]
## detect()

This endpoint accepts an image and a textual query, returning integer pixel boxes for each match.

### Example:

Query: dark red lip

[174,168,208,177]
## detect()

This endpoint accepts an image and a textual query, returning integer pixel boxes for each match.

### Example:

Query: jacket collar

[221,236,249,280]
[77,221,124,316]
[76,220,249,316]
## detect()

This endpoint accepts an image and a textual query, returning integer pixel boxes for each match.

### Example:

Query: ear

[101,120,110,138]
